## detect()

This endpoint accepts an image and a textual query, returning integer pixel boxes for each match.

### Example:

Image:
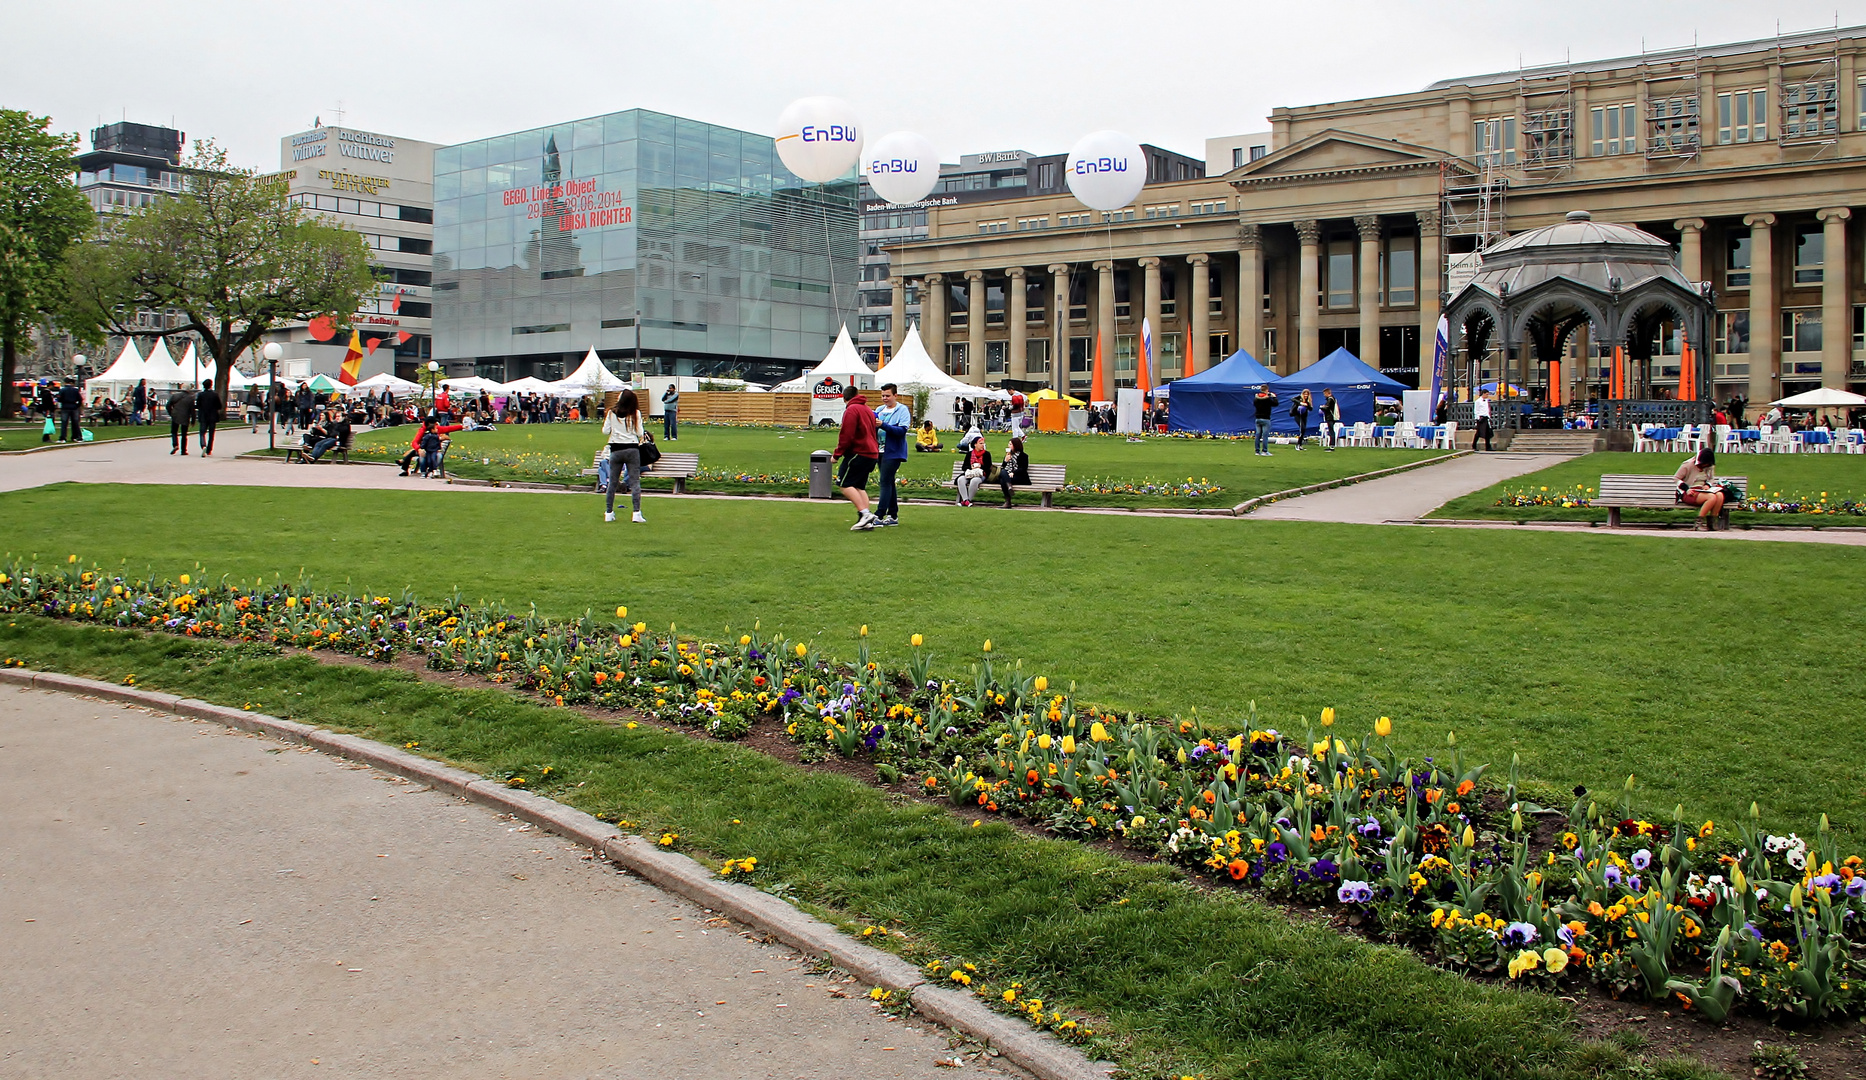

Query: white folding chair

[1435,422,1457,449]
[1716,425,1740,455]
[1633,425,1656,453]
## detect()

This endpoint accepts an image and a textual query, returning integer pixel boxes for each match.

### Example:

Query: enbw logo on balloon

[1073,156,1130,174]
[868,158,919,174]
[800,124,859,143]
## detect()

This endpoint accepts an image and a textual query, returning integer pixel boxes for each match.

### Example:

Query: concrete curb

[0,433,170,456]
[1232,449,1473,515]
[5,666,1113,1080]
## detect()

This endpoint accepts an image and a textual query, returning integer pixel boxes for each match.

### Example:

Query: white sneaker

[604,512,615,522]
[851,512,876,531]
[631,512,646,523]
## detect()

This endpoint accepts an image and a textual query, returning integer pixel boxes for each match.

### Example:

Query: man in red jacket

[831,385,880,530]
[399,415,463,476]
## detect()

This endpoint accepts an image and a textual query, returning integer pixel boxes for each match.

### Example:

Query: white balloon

[861,131,940,205]
[1065,130,1147,212]
[775,96,864,183]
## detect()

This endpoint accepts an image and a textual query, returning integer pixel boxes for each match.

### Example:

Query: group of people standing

[830,383,1034,531]
[1249,387,1340,455]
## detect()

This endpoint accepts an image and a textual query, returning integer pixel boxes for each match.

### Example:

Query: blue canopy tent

[1166,349,1280,435]
[1270,348,1410,434]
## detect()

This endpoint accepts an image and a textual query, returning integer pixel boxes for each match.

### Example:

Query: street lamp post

[425,360,440,412]
[263,343,283,450]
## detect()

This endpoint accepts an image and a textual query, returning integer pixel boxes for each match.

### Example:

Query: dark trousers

[59,408,80,442]
[1323,416,1338,446]
[197,419,217,454]
[171,415,191,452]
[663,408,677,440]
[876,457,901,518]
[606,446,642,513]
[1476,417,1493,450]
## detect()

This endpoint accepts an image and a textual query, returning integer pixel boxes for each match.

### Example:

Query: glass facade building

[431,109,858,384]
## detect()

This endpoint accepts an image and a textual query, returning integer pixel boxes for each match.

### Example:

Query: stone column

[1744,214,1776,407]
[924,273,946,361]
[1238,224,1264,370]
[1007,266,1027,382]
[1819,207,1851,390]
[1356,215,1382,363]
[1049,263,1070,393]
[1674,218,1706,284]
[1296,219,1322,370]
[965,269,986,386]
[1139,256,1162,382]
[1418,209,1442,390]
[889,276,907,354]
[1095,260,1116,384]
[1188,253,1211,376]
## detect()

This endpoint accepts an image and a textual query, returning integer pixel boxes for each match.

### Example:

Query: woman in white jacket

[602,390,646,523]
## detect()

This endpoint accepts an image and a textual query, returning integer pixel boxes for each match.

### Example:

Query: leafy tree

[64,139,375,388]
[0,110,92,418]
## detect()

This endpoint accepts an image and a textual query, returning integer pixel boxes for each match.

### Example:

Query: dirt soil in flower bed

[302,645,1862,1078]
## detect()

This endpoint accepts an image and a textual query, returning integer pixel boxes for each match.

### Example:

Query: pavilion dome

[1466,210,1692,297]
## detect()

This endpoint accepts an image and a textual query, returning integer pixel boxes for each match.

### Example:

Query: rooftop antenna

[334,100,346,127]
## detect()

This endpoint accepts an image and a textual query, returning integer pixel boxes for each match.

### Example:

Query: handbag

[636,433,662,467]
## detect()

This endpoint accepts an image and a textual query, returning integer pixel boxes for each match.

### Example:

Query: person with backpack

[166,386,194,455]
[55,380,83,442]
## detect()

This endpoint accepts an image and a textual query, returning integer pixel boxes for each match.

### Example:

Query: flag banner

[1138,317,1154,397]
[1430,314,1448,408]
[338,329,364,386]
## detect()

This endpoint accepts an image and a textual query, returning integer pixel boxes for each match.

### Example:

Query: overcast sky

[6,0,1861,168]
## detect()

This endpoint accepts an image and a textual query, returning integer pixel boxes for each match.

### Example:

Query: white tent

[772,376,809,393]
[808,325,874,380]
[549,349,628,397]
[222,365,254,392]
[499,376,559,396]
[439,375,500,395]
[177,343,211,389]
[353,372,424,396]
[874,324,1010,428]
[84,340,145,400]
[139,339,184,388]
[1770,387,1866,408]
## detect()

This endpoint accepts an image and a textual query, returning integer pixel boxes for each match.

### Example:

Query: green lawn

[0,422,167,450]
[325,422,1448,509]
[0,615,1710,1080]
[1433,451,1866,526]
[4,481,1862,837]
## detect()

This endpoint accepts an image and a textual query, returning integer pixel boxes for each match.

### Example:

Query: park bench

[583,449,702,493]
[282,425,357,465]
[1596,473,1747,529]
[948,460,1069,508]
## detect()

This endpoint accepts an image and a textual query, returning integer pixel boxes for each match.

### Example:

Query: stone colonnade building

[888,24,1866,408]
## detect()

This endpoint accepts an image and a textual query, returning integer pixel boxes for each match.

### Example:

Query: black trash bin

[809,449,834,499]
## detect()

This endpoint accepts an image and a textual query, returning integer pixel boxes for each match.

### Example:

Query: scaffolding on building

[1641,44,1703,160]
[1439,156,1506,299]
[1777,23,1842,151]
[1518,65,1575,172]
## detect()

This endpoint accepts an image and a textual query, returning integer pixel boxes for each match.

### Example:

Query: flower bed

[1497,482,1866,517]
[3,556,1861,1026]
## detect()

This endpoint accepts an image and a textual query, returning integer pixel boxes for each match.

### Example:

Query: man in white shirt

[1473,391,1493,451]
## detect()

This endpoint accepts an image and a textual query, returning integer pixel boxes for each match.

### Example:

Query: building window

[1113,269,1133,321]
[1099,209,1136,223]
[1208,266,1224,315]
[1113,334,1137,384]
[1717,310,1749,354]
[1058,212,1091,228]
[1208,332,1230,359]
[1016,215,1050,231]
[1069,337,1092,376]
[1069,275,1088,322]
[1159,268,1176,318]
[1472,116,1516,167]
[1590,103,1637,155]
[1854,304,1865,354]
[1262,327,1277,368]
[1232,147,1244,169]
[1324,236,1355,309]
[1190,198,1227,215]
[1726,233,1752,288]
[858,315,890,336]
[1159,332,1182,376]
[947,343,969,376]
[1144,203,1181,219]
[1794,225,1825,284]
[1781,79,1839,140]
[1026,340,1050,374]
[1382,233,1417,306]
[1782,309,1822,353]
[1646,95,1701,156]
[1250,144,1267,162]
[985,279,1006,327]
[985,340,1008,375]
[977,220,1009,234]
[1716,89,1768,144]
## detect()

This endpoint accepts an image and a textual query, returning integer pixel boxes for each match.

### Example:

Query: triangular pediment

[1226,129,1449,181]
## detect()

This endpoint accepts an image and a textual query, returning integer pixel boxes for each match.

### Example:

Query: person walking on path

[194,379,224,457]
[55,380,83,443]
[165,386,194,455]
[131,379,148,426]
[1473,391,1494,451]
[601,389,646,523]
[871,382,910,527]
[660,384,679,441]
[1292,390,1313,450]
[1320,389,1339,451]
[832,384,880,530]
[1252,386,1277,456]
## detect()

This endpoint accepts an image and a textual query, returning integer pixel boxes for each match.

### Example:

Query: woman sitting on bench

[1675,447,1725,531]
[997,436,1030,508]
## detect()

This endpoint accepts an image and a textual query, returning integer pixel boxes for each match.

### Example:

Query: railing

[1599,399,1712,429]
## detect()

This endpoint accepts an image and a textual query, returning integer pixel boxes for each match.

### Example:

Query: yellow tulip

[615,605,627,618]
[739,635,751,646]
[795,643,808,658]
[1374,716,1392,738]
[982,639,992,653]
[911,633,923,647]
[1227,734,1244,755]
[1089,721,1111,743]
[178,572,190,584]
[1034,676,1048,693]
[1320,707,1335,727]
[1060,735,1076,755]
[860,624,868,637]
[1038,733,1052,750]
